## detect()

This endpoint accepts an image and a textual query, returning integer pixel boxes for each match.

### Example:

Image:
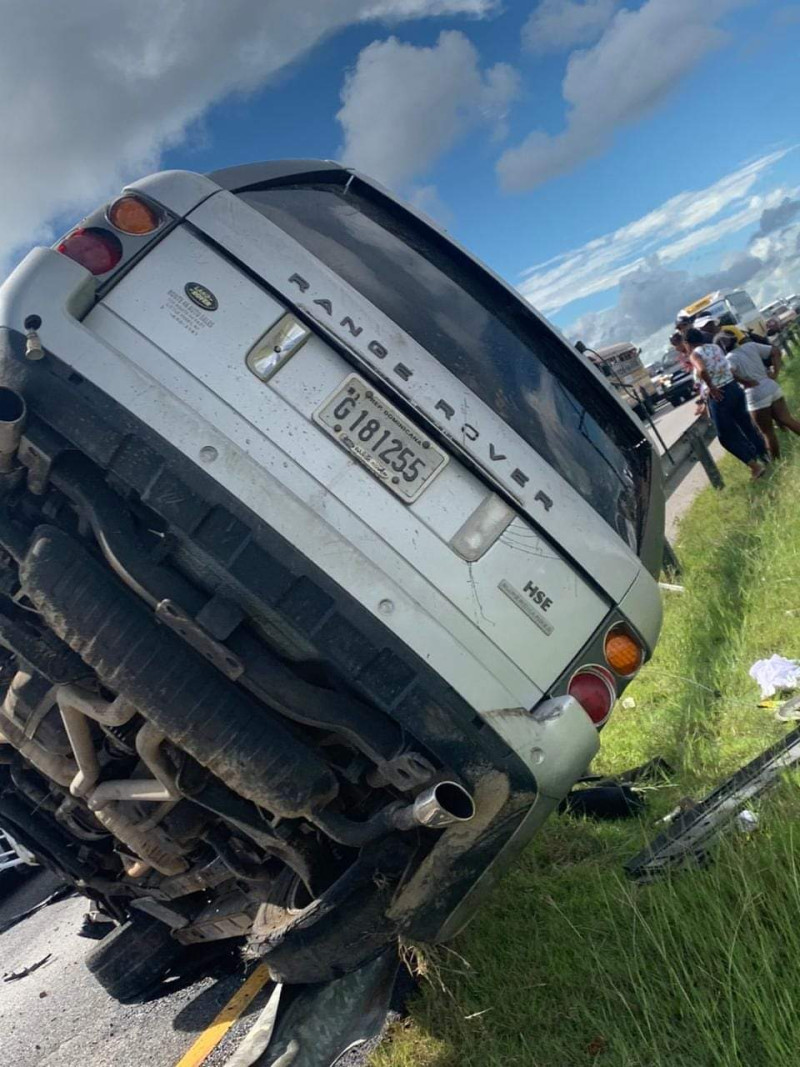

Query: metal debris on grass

[625,724,800,882]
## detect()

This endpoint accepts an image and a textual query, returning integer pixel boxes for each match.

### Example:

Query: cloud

[337,31,520,187]
[522,0,619,55]
[408,184,455,228]
[498,0,746,192]
[518,151,791,314]
[0,0,496,274]
[568,251,768,357]
[751,196,800,238]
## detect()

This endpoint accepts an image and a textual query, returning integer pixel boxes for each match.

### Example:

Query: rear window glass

[238,182,650,550]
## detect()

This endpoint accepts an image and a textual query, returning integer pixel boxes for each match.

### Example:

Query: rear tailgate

[85,222,612,711]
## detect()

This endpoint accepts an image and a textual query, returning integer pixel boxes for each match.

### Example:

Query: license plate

[314,374,448,503]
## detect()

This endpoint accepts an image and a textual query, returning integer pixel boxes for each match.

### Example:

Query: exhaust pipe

[393,781,475,831]
[310,781,475,847]
[0,388,26,475]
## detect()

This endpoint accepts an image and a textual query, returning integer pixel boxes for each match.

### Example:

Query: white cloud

[569,251,767,358]
[0,0,495,273]
[499,0,747,192]
[408,184,455,228]
[522,0,619,55]
[567,204,800,363]
[518,150,790,313]
[337,31,520,187]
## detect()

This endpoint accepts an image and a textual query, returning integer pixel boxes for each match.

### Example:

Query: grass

[373,341,800,1067]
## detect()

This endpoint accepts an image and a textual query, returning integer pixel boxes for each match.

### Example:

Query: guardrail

[661,415,721,494]
[659,416,721,578]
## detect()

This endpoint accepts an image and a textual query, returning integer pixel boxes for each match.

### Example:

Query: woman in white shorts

[718,333,800,460]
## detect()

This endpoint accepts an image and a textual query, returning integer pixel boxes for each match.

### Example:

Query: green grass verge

[374,343,800,1067]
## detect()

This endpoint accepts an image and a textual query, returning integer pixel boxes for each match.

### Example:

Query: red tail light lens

[568,665,616,727]
[57,227,123,275]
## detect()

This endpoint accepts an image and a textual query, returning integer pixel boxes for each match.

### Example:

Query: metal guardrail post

[688,433,724,489]
[661,416,722,497]
[662,539,681,578]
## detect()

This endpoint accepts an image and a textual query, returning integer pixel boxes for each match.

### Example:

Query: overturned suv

[0,161,663,1000]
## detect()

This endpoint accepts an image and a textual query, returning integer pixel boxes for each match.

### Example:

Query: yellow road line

[174,962,273,1067]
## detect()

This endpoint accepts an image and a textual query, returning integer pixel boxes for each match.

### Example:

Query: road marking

[174,963,273,1067]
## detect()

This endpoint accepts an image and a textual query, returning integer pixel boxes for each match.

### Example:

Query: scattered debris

[562,757,674,822]
[625,724,800,882]
[735,809,759,833]
[225,947,400,1067]
[464,1008,492,1021]
[3,954,52,982]
[658,582,685,595]
[0,884,73,937]
[561,784,645,821]
[621,697,636,710]
[749,655,800,699]
[775,694,800,722]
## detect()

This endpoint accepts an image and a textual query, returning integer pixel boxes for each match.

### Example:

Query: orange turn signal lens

[604,627,644,677]
[107,196,161,235]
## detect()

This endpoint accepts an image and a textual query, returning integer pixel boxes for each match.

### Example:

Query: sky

[2,0,800,365]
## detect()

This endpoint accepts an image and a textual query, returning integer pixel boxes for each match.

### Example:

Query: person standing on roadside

[716,332,800,460]
[669,331,693,371]
[694,315,720,345]
[685,327,768,479]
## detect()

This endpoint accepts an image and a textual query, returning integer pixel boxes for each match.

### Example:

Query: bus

[590,342,660,419]
[0,160,663,997]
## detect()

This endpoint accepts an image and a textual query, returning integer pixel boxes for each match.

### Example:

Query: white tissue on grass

[749,655,800,699]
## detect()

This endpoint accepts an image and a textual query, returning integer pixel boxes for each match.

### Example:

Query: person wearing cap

[694,316,720,345]
[685,327,767,479]
[716,331,800,459]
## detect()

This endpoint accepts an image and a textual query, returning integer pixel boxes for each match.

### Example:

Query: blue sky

[3,0,800,362]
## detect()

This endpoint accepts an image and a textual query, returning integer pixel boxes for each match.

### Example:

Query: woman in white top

[685,328,767,479]
[717,333,800,460]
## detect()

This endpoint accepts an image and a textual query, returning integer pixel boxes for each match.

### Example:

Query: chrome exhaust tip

[405,781,475,830]
[0,389,26,474]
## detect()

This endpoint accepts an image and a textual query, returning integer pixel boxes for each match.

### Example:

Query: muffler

[20,526,339,819]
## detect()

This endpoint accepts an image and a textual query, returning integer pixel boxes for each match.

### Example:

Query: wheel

[84,912,183,1003]
[669,397,681,407]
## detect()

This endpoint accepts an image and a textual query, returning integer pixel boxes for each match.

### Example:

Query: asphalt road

[0,872,274,1067]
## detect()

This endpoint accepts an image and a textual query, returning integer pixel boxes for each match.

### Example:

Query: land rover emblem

[184,283,218,311]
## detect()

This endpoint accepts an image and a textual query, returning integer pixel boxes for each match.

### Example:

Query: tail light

[107,195,161,235]
[604,624,644,677]
[568,665,616,727]
[57,227,123,275]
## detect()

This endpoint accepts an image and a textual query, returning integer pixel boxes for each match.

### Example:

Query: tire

[669,397,681,407]
[85,913,183,1003]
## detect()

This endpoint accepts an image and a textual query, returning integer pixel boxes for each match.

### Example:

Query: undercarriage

[0,366,537,996]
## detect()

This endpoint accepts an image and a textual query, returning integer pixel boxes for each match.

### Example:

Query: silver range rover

[0,160,663,1000]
